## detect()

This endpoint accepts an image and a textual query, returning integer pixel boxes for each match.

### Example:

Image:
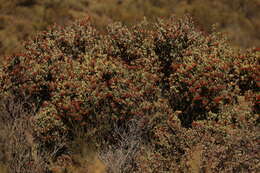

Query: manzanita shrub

[0,15,259,164]
[0,16,174,149]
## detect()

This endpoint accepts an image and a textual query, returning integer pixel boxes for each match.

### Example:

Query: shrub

[0,14,259,172]
[0,16,173,150]
[163,23,260,126]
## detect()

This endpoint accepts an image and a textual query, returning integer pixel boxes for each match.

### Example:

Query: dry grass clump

[98,118,144,173]
[0,95,47,173]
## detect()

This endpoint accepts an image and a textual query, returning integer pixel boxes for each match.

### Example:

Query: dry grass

[187,144,203,173]
[0,0,260,58]
[0,163,8,173]
[0,95,45,173]
[0,95,68,173]
[98,118,144,173]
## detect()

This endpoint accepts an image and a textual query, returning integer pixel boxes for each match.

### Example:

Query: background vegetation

[0,0,260,58]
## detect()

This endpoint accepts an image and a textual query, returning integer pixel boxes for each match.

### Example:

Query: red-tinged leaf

[193,95,202,101]
[213,96,223,104]
[253,48,260,52]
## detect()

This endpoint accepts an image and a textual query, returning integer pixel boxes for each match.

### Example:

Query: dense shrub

[0,15,259,172]
[0,16,173,149]
[135,118,259,172]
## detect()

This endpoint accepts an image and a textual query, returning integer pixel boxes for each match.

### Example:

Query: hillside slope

[0,0,259,58]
